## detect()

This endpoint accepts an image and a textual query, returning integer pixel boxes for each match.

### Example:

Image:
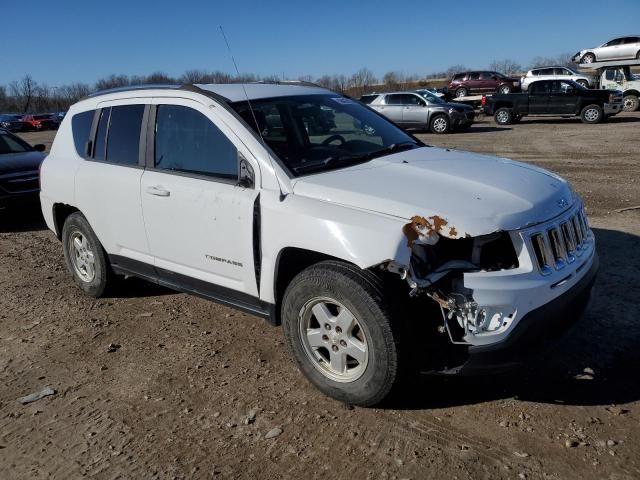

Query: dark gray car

[365,91,474,134]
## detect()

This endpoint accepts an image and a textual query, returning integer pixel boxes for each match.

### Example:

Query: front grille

[466,111,475,120]
[530,207,592,275]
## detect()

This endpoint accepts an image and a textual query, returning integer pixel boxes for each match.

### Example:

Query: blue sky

[4,0,640,86]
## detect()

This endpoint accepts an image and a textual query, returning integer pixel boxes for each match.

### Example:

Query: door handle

[146,185,170,197]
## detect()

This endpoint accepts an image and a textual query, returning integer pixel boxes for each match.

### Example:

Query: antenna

[219,25,265,145]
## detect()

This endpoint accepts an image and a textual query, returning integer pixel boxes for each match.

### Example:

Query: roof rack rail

[252,79,324,89]
[87,84,183,98]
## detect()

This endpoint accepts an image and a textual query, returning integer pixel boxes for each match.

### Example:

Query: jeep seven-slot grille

[530,208,591,275]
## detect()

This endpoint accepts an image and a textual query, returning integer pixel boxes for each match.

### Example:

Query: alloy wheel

[69,231,96,283]
[298,297,368,383]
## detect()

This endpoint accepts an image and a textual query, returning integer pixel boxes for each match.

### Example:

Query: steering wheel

[321,134,346,146]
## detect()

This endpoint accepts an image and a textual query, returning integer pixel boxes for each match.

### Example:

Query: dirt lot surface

[2,114,640,479]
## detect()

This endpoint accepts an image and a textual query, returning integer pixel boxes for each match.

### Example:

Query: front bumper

[604,102,623,115]
[451,110,475,127]
[454,252,598,374]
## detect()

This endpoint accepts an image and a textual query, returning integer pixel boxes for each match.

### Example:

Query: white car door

[598,38,623,60]
[74,99,153,267]
[140,98,261,301]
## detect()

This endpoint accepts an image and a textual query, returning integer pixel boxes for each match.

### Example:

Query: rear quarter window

[71,110,95,157]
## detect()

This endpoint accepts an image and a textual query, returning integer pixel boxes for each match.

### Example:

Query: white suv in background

[521,66,591,91]
[40,83,598,406]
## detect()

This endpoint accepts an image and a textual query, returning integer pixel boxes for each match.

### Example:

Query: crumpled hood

[0,151,45,175]
[291,147,575,236]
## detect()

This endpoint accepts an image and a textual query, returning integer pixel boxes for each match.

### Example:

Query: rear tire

[498,84,511,94]
[430,114,450,134]
[281,261,399,406]
[494,107,513,125]
[62,212,113,298]
[623,95,639,112]
[576,79,589,88]
[580,104,603,124]
[455,87,468,98]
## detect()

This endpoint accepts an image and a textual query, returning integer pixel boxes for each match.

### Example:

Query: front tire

[498,84,511,94]
[494,107,513,125]
[581,53,596,64]
[62,212,112,298]
[576,79,589,88]
[623,95,639,112]
[430,114,450,134]
[580,104,603,124]
[281,261,398,406]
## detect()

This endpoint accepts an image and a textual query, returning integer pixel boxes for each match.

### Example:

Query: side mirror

[33,144,46,152]
[237,154,255,188]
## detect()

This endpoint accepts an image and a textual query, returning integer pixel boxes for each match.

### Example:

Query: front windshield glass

[232,94,421,176]
[0,131,30,154]
[416,90,445,104]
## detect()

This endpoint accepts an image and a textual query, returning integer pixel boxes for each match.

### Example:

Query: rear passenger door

[528,82,551,114]
[466,72,482,94]
[140,98,261,299]
[379,94,405,125]
[74,100,152,267]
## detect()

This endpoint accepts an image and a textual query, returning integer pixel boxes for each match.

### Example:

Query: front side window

[154,105,238,180]
[231,94,419,176]
[71,110,94,157]
[604,38,622,46]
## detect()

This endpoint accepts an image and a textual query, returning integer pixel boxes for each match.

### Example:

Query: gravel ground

[1,113,639,479]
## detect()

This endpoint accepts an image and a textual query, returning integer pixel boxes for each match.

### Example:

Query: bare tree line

[0,53,575,113]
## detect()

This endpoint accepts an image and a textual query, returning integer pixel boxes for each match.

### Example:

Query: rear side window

[92,105,145,165]
[106,105,145,166]
[359,95,378,104]
[385,94,403,105]
[530,82,550,95]
[154,105,238,180]
[452,73,465,81]
[93,108,110,162]
[71,110,94,157]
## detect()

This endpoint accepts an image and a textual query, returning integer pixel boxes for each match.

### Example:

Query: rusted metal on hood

[403,215,464,246]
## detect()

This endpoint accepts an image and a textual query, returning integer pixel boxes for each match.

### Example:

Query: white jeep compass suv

[40,83,598,406]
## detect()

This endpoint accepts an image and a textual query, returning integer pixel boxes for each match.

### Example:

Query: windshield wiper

[363,141,418,160]
[292,142,419,175]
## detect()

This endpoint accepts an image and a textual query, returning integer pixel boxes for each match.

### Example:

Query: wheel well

[494,103,513,111]
[273,247,348,324]
[52,203,79,240]
[624,90,640,97]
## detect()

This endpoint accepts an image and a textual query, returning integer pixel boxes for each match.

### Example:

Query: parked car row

[0,112,65,132]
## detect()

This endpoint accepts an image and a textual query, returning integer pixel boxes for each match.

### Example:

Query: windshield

[231,94,421,176]
[0,131,31,154]
[416,90,445,104]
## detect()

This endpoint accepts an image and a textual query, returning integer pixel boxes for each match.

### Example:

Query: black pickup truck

[483,79,623,124]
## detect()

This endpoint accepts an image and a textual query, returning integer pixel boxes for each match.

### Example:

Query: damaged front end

[385,215,519,345]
